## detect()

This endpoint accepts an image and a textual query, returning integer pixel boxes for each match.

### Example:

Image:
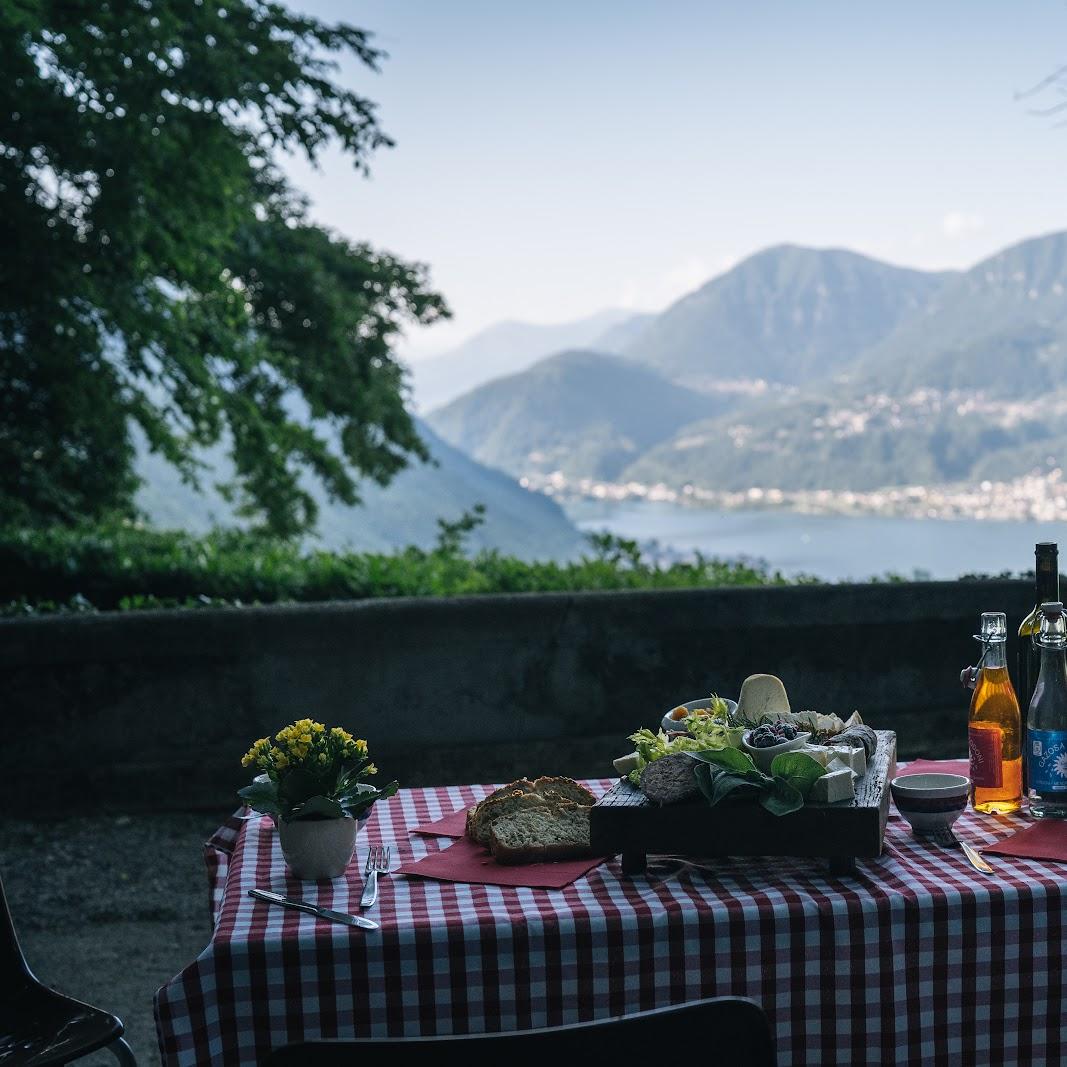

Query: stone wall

[2,580,1033,812]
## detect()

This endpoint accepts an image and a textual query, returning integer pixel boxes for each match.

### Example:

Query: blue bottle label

[1028,729,1067,792]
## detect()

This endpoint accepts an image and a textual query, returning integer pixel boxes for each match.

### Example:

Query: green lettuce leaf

[760,777,804,816]
[769,752,827,797]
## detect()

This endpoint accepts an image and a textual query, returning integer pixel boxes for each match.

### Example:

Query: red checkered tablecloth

[154,780,1067,1066]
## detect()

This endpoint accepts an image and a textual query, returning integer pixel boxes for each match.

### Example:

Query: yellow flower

[275,752,289,770]
[365,763,377,776]
[241,737,271,768]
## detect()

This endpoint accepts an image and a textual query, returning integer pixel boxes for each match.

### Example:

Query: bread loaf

[488,806,592,865]
[639,753,700,805]
[464,779,534,838]
[467,790,552,845]
[466,776,595,845]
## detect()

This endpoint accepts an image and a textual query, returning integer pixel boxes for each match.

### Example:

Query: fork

[927,827,994,874]
[360,845,391,909]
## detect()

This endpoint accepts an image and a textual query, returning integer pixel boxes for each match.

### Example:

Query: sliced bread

[488,806,592,865]
[465,779,535,838]
[468,790,553,846]
[466,776,595,843]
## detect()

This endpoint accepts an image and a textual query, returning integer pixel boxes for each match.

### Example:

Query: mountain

[592,310,656,353]
[135,420,585,560]
[623,245,953,390]
[427,350,719,481]
[410,309,643,411]
[843,231,1067,397]
[625,233,1067,495]
[622,392,1049,492]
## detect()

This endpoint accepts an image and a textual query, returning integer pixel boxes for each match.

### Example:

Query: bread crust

[530,776,596,805]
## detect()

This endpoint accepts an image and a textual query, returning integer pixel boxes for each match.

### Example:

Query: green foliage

[0,1,447,536]
[0,522,804,615]
[690,748,826,817]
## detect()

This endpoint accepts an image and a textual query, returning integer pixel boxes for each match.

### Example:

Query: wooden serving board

[590,730,897,876]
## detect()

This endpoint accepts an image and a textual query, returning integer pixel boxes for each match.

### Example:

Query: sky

[281,0,1067,358]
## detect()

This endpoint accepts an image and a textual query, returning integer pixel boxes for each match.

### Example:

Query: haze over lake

[570,501,1061,582]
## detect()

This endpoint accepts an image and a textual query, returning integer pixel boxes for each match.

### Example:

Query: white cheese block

[828,745,866,778]
[613,752,641,776]
[737,674,791,721]
[809,766,855,804]
[798,743,834,767]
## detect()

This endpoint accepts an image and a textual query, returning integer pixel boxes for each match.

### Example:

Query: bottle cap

[978,611,1007,643]
[1038,603,1067,649]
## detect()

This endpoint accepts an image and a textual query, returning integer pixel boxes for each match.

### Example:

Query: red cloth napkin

[984,820,1067,862]
[398,835,607,889]
[410,806,470,838]
[898,759,970,779]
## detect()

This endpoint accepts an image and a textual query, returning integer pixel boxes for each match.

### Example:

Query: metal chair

[0,869,136,1065]
[263,996,775,1065]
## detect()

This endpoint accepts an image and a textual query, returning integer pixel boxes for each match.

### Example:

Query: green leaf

[277,766,327,809]
[690,747,762,778]
[769,752,827,797]
[287,794,344,821]
[339,779,399,818]
[760,778,804,816]
[710,773,762,807]
[237,779,281,817]
[693,762,716,802]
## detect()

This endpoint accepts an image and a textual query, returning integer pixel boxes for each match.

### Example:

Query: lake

[568,500,1063,581]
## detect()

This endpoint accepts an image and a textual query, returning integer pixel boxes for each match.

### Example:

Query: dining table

[154,771,1067,1066]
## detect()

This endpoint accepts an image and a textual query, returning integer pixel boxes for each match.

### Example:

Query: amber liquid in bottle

[969,620,1023,814]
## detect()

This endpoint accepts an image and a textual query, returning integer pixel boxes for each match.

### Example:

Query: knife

[247,889,379,930]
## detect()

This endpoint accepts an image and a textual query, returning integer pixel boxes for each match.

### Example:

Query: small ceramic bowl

[661,697,738,733]
[890,773,970,835]
[741,729,812,773]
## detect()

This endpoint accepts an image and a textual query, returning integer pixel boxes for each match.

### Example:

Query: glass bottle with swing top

[1026,602,1067,819]
[963,611,1023,814]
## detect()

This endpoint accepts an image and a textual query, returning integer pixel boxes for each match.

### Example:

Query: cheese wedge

[827,745,866,778]
[810,766,855,804]
[798,743,834,767]
[737,674,791,721]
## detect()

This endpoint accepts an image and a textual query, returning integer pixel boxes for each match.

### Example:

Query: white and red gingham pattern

[154,780,1067,1066]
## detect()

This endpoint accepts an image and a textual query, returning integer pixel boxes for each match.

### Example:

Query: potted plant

[238,718,398,879]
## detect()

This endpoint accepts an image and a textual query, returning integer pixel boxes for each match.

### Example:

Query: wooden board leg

[621,850,647,875]
[828,856,857,876]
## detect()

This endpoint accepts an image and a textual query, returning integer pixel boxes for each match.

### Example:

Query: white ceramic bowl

[661,697,738,733]
[741,729,812,773]
[890,773,970,835]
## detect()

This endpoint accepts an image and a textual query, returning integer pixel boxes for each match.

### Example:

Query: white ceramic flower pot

[277,816,359,879]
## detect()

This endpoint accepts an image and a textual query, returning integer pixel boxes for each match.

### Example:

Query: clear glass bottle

[1017,543,1059,714]
[966,612,1023,814]
[1026,602,1067,819]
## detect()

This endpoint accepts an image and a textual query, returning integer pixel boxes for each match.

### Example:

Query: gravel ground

[1,812,227,1066]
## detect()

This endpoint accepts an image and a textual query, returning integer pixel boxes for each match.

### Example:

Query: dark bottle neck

[1036,547,1059,605]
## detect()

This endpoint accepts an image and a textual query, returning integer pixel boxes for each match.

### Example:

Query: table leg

[621,850,647,875]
